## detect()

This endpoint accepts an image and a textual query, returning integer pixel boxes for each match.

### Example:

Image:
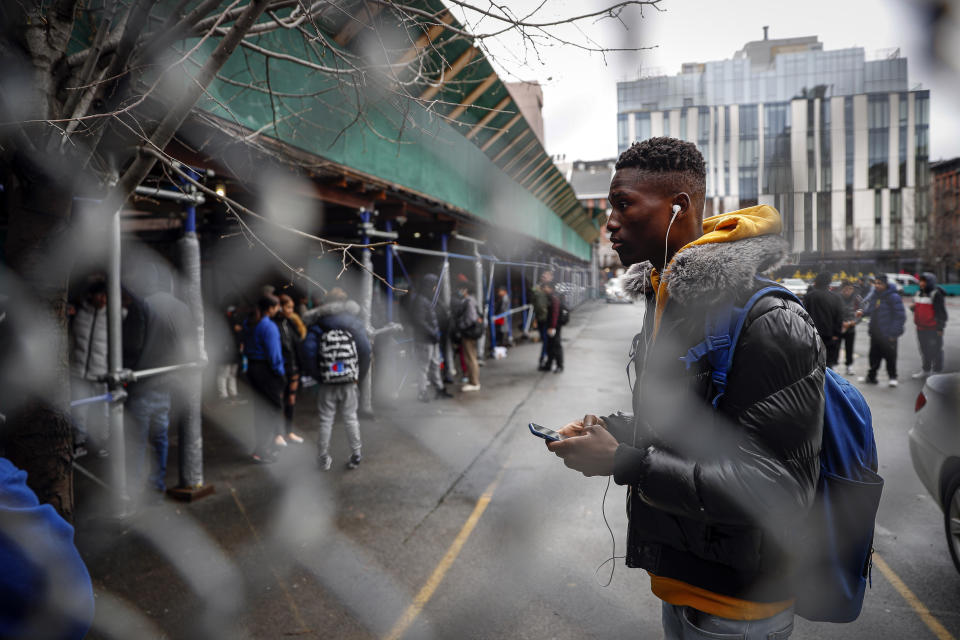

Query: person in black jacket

[545,138,823,639]
[409,273,452,402]
[273,293,306,446]
[856,276,906,387]
[122,264,195,495]
[803,272,844,368]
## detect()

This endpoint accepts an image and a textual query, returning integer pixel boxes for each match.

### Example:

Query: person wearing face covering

[544,138,824,640]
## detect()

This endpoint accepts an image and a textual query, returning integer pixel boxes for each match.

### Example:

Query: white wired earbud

[604,198,686,587]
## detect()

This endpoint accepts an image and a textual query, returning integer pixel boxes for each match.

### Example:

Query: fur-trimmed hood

[622,233,790,307]
[301,299,360,324]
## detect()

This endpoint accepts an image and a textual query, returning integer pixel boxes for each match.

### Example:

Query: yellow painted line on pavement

[874,553,955,640]
[383,467,506,640]
[228,484,312,636]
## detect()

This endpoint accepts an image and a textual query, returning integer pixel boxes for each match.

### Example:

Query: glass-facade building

[616,35,931,264]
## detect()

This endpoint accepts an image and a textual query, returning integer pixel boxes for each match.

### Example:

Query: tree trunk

[2,155,77,522]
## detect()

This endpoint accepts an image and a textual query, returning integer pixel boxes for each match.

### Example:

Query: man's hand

[547,328,556,337]
[545,414,618,477]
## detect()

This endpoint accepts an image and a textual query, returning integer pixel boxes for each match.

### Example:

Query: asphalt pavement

[74,296,960,640]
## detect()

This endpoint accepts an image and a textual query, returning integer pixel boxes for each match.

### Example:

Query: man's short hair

[814,272,832,288]
[258,294,279,313]
[615,137,706,215]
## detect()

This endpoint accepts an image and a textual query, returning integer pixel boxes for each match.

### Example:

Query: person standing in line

[69,279,109,457]
[838,282,863,375]
[215,302,244,403]
[803,272,844,369]
[122,265,194,495]
[857,276,906,387]
[494,285,510,349]
[532,271,554,370]
[541,281,564,374]
[274,293,306,446]
[245,294,285,463]
[453,278,483,392]
[301,288,371,471]
[910,272,948,378]
[410,273,452,402]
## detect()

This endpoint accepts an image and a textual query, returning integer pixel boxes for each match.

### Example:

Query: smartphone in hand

[528,422,566,442]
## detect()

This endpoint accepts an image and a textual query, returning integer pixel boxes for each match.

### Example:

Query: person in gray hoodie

[69,279,109,456]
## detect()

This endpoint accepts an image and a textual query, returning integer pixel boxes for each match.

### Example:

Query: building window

[916,93,930,188]
[899,93,908,186]
[820,98,832,191]
[663,112,671,138]
[617,113,629,153]
[635,112,651,141]
[844,97,854,187]
[817,191,831,252]
[679,110,688,141]
[867,94,889,189]
[874,189,882,248]
[807,100,816,189]
[845,185,854,250]
[722,107,730,195]
[739,104,759,201]
[890,189,901,250]
[698,107,711,194]
[763,102,791,194]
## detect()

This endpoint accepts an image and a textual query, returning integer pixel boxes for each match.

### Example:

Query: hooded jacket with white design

[604,206,825,604]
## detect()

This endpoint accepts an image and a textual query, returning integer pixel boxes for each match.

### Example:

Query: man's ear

[672,192,692,216]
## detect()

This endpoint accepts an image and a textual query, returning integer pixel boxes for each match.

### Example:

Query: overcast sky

[461,0,960,162]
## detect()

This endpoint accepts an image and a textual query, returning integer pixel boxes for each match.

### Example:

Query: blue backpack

[681,281,884,623]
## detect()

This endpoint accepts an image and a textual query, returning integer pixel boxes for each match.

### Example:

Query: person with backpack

[856,276,907,387]
[409,273,452,402]
[543,138,836,639]
[910,272,948,378]
[301,288,371,471]
[453,277,483,392]
[540,281,564,374]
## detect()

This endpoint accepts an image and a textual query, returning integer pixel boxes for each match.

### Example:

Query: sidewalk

[74,302,603,639]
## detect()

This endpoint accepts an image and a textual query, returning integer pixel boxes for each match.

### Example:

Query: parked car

[781,278,808,297]
[907,372,960,574]
[604,276,633,304]
[886,273,920,295]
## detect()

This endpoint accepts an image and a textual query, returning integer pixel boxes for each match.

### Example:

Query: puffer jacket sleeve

[345,315,371,380]
[300,325,321,379]
[613,296,824,527]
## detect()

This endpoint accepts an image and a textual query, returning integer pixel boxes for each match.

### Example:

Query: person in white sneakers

[453,277,483,392]
[910,272,948,378]
[856,276,906,387]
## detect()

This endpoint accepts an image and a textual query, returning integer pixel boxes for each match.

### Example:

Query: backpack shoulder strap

[680,279,801,408]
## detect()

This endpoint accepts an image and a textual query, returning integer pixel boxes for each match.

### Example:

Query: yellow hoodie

[647,204,794,619]
[651,205,782,337]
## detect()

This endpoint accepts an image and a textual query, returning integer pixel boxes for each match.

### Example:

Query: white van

[885,273,919,294]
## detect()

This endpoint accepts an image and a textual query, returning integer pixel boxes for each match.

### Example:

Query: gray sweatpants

[316,383,361,459]
[415,342,443,394]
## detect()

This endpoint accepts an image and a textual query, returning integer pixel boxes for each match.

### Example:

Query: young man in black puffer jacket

[546,137,824,639]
